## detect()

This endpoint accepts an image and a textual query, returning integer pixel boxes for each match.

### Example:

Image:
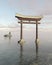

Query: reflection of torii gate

[15,14,42,45]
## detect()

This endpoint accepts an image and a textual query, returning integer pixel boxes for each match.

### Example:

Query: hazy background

[0,0,52,28]
[0,0,52,65]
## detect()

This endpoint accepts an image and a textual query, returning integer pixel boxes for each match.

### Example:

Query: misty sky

[0,0,52,27]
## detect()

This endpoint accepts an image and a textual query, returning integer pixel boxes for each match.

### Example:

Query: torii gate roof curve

[15,13,42,21]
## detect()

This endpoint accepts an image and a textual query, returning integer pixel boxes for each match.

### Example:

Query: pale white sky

[0,0,52,27]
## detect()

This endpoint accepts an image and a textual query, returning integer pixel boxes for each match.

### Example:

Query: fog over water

[0,27,52,65]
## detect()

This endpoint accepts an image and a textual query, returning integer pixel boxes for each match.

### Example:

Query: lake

[0,27,52,65]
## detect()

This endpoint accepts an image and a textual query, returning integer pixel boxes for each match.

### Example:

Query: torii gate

[15,14,42,47]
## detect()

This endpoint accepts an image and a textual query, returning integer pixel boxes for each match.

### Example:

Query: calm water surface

[0,28,52,65]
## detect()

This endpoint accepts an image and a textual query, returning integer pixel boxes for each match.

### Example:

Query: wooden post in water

[36,21,38,43]
[20,20,23,40]
[18,20,25,44]
[36,20,38,56]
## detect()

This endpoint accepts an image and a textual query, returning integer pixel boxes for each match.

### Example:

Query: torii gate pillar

[20,20,23,40]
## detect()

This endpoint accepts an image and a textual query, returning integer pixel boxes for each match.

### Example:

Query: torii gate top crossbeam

[15,13,42,21]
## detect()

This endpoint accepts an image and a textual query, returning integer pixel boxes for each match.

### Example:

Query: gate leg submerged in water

[18,20,25,44]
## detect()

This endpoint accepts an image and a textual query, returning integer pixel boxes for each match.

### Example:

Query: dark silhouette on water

[4,32,12,38]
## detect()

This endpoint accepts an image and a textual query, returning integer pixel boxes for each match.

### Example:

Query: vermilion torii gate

[15,14,42,45]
